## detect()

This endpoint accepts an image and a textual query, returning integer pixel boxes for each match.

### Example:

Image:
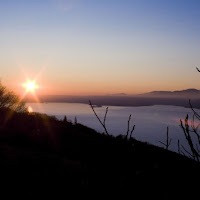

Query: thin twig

[159,141,166,146]
[103,107,108,125]
[130,125,135,139]
[126,114,131,139]
[189,99,200,120]
[126,114,135,140]
[89,100,109,135]
[190,114,200,144]
[180,118,200,161]
[181,145,195,160]
[196,144,200,154]
[159,126,172,150]
[181,150,186,157]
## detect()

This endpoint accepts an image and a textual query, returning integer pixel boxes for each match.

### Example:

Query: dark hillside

[0,109,199,198]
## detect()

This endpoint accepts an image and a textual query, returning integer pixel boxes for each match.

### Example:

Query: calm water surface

[26,103,200,153]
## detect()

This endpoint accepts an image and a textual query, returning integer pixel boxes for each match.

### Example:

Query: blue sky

[0,0,200,95]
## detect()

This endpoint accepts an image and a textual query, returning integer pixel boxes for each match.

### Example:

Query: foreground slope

[0,109,199,198]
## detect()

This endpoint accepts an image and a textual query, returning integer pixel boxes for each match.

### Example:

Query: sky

[0,0,200,96]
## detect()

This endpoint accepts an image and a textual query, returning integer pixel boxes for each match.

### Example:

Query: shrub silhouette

[180,68,200,161]
[180,102,200,161]
[0,80,26,112]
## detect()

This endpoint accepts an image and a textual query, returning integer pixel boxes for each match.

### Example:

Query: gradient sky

[1,0,200,96]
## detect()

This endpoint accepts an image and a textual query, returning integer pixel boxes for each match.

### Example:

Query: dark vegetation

[1,82,200,198]
[1,109,200,198]
[179,68,200,161]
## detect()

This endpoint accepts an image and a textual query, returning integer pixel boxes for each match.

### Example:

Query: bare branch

[180,118,200,161]
[181,145,195,160]
[126,114,131,139]
[125,114,136,140]
[159,126,172,150]
[130,125,135,139]
[89,100,109,135]
[196,144,200,154]
[179,68,200,161]
[189,99,200,120]
[103,107,108,125]
[192,129,200,145]
[159,141,166,146]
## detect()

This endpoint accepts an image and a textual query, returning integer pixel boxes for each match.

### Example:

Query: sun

[23,80,38,93]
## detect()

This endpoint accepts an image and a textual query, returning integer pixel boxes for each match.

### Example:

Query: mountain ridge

[24,88,200,109]
[141,88,200,97]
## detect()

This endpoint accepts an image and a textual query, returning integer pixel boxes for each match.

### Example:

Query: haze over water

[26,102,198,154]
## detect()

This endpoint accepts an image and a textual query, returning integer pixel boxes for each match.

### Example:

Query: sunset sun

[23,81,38,93]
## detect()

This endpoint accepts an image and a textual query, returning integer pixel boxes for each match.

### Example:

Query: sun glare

[21,78,40,102]
[27,106,33,113]
[23,81,38,93]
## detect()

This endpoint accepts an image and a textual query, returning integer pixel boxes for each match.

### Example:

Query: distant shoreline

[24,95,200,110]
[23,88,200,109]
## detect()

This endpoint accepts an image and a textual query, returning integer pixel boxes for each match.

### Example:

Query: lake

[26,102,200,154]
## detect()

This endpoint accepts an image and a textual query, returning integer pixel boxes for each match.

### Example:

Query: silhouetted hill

[142,88,200,98]
[24,89,200,109]
[0,108,200,198]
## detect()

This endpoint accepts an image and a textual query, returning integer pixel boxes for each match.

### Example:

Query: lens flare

[23,80,38,93]
[27,106,33,113]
